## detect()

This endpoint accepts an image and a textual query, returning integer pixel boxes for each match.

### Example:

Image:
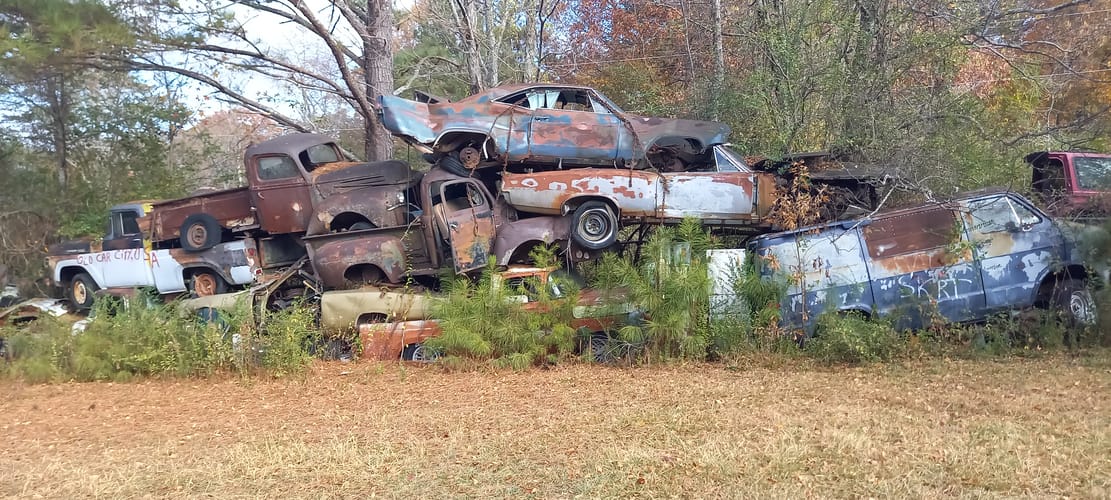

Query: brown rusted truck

[147,133,421,252]
[302,167,592,289]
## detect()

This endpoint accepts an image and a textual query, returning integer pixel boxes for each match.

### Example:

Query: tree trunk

[363,0,395,161]
[711,0,725,120]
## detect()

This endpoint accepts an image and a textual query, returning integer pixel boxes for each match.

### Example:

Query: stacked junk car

[10,83,1105,361]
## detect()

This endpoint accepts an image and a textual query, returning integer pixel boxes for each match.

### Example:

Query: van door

[961,194,1056,311]
[249,154,314,234]
[863,207,986,329]
[436,179,496,274]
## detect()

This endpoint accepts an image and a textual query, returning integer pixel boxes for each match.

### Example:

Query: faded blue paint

[750,191,1104,335]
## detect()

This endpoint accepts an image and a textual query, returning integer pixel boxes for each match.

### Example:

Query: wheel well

[59,266,85,285]
[437,132,492,156]
[356,312,388,326]
[344,264,385,284]
[329,212,372,231]
[1034,265,1092,307]
[562,196,619,217]
[183,266,225,282]
[507,240,565,265]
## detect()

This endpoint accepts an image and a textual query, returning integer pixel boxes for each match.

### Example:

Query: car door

[249,154,314,234]
[657,148,757,220]
[961,194,1057,312]
[526,89,620,164]
[437,179,496,274]
[99,209,155,287]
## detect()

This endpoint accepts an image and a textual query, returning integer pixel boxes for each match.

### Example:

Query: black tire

[1053,279,1097,328]
[188,269,227,297]
[180,213,223,252]
[571,201,619,250]
[401,343,439,362]
[437,155,470,177]
[67,272,98,311]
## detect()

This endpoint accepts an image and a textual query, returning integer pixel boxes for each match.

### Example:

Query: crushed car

[750,189,1104,334]
[379,84,730,172]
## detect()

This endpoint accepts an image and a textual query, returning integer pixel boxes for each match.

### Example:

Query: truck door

[436,180,495,274]
[249,154,314,234]
[99,209,156,287]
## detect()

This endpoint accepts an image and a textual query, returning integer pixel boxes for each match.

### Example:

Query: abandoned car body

[148,133,421,251]
[500,145,777,248]
[750,190,1101,334]
[304,168,592,288]
[378,84,731,172]
[47,203,258,310]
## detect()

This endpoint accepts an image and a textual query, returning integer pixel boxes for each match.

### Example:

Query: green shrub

[425,264,577,370]
[2,292,318,382]
[805,312,904,364]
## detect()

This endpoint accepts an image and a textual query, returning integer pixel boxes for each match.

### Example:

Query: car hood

[309,160,422,197]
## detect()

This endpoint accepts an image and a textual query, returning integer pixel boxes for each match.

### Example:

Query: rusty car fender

[492,215,573,265]
[305,189,411,235]
[304,233,409,288]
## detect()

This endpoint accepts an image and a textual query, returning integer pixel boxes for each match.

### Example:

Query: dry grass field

[2,354,1110,498]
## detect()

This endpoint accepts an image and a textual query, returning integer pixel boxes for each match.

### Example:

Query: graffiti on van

[750,189,1103,334]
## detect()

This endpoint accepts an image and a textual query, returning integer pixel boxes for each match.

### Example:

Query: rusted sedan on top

[500,144,777,249]
[378,84,730,173]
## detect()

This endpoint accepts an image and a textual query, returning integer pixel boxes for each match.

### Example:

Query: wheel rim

[73,281,88,304]
[1069,290,1097,325]
[193,273,218,296]
[187,223,208,248]
[578,209,612,244]
[459,146,481,169]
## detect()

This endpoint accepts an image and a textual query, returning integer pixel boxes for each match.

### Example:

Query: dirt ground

[2,355,1110,499]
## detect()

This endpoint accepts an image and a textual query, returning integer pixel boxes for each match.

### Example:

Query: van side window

[863,208,956,258]
[965,196,1041,235]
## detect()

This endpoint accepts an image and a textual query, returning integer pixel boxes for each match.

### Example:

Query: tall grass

[2,293,318,383]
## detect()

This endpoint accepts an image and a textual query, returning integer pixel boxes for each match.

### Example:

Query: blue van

[748,189,1102,333]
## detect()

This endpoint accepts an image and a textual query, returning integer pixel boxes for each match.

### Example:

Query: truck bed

[149,187,256,244]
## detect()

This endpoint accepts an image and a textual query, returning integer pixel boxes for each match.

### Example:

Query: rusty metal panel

[150,188,255,242]
[359,320,443,361]
[304,230,416,288]
[502,169,659,216]
[864,207,957,270]
[658,172,756,220]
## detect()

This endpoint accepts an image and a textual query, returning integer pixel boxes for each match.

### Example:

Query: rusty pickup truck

[1027,151,1111,219]
[148,133,420,252]
[303,167,595,289]
[751,189,1104,334]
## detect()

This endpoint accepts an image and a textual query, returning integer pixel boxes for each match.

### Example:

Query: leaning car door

[438,179,496,274]
[961,194,1057,311]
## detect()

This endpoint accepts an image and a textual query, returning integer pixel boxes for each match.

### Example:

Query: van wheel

[571,201,618,250]
[189,270,227,297]
[180,214,222,252]
[67,273,98,311]
[1053,279,1097,327]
